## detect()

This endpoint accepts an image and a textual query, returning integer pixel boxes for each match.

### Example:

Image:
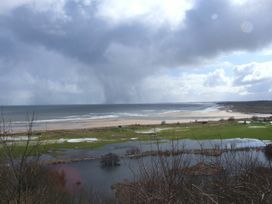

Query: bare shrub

[0,116,71,204]
[101,153,120,167]
[264,144,272,160]
[126,147,141,156]
[228,116,235,122]
[161,121,166,125]
[113,140,272,204]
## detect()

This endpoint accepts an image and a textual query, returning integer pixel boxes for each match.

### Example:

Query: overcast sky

[0,0,272,105]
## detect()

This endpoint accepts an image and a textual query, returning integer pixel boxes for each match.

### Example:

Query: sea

[0,103,218,124]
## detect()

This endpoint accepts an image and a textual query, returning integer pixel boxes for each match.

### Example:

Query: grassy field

[158,122,272,140]
[39,121,272,150]
[2,121,272,154]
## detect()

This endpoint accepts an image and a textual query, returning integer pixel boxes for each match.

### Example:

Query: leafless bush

[126,147,141,155]
[0,116,71,204]
[161,121,166,125]
[228,116,235,122]
[75,189,116,204]
[252,116,259,121]
[264,144,272,160]
[113,140,272,204]
[101,153,120,167]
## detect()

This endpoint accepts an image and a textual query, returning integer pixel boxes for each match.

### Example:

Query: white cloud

[234,61,272,83]
[205,69,231,87]
[261,46,272,56]
[230,0,249,5]
[96,0,194,28]
[137,60,272,103]
[231,61,272,99]
[138,69,240,102]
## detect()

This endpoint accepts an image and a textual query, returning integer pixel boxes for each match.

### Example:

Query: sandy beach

[11,109,271,133]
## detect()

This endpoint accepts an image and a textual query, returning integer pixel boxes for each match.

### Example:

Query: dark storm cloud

[160,0,272,66]
[0,0,272,104]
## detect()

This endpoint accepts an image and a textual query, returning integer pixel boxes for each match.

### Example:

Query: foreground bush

[0,119,72,204]
[112,148,272,204]
[101,153,120,167]
[0,163,71,204]
[264,144,272,160]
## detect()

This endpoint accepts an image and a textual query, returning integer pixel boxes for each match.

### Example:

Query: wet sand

[11,109,271,133]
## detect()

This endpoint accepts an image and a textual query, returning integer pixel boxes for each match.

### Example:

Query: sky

[0,0,272,105]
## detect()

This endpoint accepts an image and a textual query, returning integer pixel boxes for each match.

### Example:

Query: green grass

[158,122,272,140]
[38,122,272,150]
[0,144,48,158]
[39,127,137,140]
[2,121,272,156]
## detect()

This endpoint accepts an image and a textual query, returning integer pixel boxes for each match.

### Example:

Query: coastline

[11,109,271,133]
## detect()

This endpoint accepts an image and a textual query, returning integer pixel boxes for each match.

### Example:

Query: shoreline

[10,109,272,134]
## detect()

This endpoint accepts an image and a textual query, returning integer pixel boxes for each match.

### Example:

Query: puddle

[135,127,173,134]
[238,121,251,124]
[1,136,39,141]
[248,126,266,129]
[67,138,98,143]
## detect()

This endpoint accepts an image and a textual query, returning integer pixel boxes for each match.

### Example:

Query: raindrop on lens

[211,13,218,20]
[241,21,253,33]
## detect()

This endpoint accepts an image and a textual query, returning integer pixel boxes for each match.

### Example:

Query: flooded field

[49,138,271,194]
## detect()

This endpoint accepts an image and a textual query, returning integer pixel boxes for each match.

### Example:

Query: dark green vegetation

[219,100,272,114]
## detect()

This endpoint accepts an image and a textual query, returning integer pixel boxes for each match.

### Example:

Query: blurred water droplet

[211,13,218,20]
[241,21,254,33]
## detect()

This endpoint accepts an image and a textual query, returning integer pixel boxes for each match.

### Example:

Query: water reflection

[49,138,270,194]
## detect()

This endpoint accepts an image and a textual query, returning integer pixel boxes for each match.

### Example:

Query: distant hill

[218,101,272,114]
